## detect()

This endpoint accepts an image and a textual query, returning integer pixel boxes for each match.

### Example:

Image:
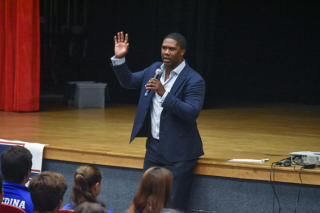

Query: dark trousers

[143,137,198,212]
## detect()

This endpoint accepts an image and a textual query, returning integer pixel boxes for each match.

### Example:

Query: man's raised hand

[114,31,129,58]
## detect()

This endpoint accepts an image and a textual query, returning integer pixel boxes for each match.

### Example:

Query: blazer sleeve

[111,62,146,90]
[162,76,205,123]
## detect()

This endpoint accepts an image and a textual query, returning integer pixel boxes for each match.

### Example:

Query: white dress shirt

[111,56,186,139]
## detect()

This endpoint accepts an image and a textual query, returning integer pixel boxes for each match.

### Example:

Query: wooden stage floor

[1,98,320,185]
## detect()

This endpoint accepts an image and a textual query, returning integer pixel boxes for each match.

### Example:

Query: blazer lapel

[169,64,189,95]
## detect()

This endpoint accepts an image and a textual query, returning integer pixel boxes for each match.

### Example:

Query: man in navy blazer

[111,32,205,212]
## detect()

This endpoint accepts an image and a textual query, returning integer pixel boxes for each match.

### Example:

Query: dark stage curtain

[41,0,217,106]
[81,0,217,106]
[41,0,320,106]
[0,0,40,112]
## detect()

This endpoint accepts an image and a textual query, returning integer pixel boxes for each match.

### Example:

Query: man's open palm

[114,32,129,58]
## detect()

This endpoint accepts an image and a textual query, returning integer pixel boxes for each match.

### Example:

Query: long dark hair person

[127,167,173,213]
[71,164,105,208]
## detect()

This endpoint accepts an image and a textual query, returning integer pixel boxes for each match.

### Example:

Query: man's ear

[22,170,31,185]
[181,49,186,57]
[26,170,31,179]
[57,199,63,208]
[53,199,63,213]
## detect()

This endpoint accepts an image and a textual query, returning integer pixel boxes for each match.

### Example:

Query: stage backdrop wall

[40,0,320,107]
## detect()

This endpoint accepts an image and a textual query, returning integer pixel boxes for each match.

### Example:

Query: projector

[290,151,320,165]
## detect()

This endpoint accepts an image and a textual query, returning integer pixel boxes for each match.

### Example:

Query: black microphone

[144,68,163,97]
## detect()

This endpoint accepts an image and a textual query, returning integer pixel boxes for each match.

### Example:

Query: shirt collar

[3,181,28,190]
[160,59,186,75]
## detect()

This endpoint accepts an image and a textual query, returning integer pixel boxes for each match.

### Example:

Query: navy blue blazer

[111,61,205,162]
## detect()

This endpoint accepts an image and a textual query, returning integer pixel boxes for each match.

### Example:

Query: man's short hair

[0,146,32,183]
[164,33,187,50]
[74,202,107,213]
[0,174,3,202]
[29,171,68,212]
[0,173,4,191]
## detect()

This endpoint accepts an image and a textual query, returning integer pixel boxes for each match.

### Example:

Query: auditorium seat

[0,203,26,213]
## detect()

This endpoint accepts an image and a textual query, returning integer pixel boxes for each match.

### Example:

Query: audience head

[128,167,173,213]
[28,171,67,213]
[0,174,4,201]
[0,146,32,184]
[74,202,107,213]
[72,164,104,207]
[164,210,182,213]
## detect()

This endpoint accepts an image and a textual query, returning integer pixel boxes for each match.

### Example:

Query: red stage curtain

[0,0,40,112]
